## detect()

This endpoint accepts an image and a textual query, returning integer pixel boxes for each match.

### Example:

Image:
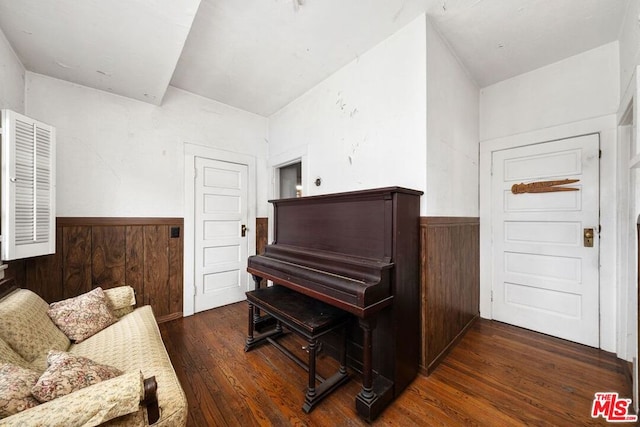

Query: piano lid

[268,186,424,204]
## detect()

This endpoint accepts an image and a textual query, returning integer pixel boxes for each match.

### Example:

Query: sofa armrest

[143,376,160,424]
[103,286,137,318]
[0,371,144,427]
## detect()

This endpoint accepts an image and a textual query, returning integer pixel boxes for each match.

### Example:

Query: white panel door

[194,157,248,312]
[491,134,600,347]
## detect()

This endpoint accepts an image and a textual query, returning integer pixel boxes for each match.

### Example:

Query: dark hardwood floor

[159,302,632,426]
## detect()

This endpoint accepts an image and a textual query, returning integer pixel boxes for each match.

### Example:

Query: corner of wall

[0,25,26,113]
[424,15,480,217]
[618,0,640,99]
[425,16,479,89]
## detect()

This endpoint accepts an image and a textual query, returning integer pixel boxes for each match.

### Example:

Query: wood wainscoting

[256,218,269,288]
[420,216,480,374]
[256,217,268,254]
[6,217,184,323]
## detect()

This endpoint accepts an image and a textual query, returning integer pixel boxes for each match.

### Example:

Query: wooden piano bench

[244,285,350,413]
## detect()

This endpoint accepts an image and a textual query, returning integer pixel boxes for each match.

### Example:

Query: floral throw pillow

[31,351,122,403]
[0,363,40,418]
[47,287,118,342]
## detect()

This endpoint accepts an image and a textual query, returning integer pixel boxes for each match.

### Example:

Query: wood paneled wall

[256,218,268,254]
[6,218,184,323]
[255,217,269,288]
[420,217,479,374]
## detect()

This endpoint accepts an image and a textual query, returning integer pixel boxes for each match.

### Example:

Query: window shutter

[1,110,56,260]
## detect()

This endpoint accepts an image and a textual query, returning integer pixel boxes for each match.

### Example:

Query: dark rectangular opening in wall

[279,162,302,198]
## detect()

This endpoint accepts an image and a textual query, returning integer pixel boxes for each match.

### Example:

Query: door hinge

[599,150,602,158]
[490,290,494,302]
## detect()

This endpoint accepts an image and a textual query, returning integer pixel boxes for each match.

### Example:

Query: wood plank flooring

[159,302,632,426]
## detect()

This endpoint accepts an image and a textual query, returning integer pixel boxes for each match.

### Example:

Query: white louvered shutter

[1,110,56,260]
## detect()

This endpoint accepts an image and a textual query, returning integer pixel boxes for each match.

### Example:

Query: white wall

[0,27,24,113]
[268,15,428,212]
[619,0,640,98]
[426,19,479,216]
[479,43,621,353]
[480,42,620,141]
[25,73,268,217]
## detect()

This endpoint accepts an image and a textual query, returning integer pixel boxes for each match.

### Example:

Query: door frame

[479,115,618,353]
[183,143,256,317]
[617,65,639,409]
[269,146,308,200]
[268,146,308,242]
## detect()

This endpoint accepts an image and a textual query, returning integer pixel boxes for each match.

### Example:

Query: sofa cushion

[48,287,118,343]
[31,350,122,403]
[0,338,30,370]
[71,306,188,426]
[0,290,70,364]
[70,306,163,370]
[0,363,40,418]
[103,286,136,318]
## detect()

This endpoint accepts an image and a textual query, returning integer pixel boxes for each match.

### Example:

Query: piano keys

[247,186,422,421]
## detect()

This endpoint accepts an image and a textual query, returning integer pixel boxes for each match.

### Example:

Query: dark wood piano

[247,186,423,421]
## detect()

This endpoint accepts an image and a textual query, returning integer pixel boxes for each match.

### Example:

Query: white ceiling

[431,0,630,88]
[0,0,201,105]
[0,0,631,116]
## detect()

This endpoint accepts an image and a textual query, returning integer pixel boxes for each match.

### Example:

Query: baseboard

[623,359,634,393]
[157,312,183,323]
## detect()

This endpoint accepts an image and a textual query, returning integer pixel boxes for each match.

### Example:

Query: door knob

[241,224,247,237]
[584,228,594,247]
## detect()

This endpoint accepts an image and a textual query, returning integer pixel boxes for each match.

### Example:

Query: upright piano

[247,186,422,421]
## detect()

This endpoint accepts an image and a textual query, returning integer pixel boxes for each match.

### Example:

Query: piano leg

[304,339,318,406]
[251,274,263,289]
[357,318,376,403]
[355,317,394,422]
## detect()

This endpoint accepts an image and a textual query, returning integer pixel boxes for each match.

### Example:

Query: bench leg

[245,302,256,351]
[245,302,285,352]
[307,340,317,397]
[302,327,350,414]
[250,275,278,332]
[340,325,347,375]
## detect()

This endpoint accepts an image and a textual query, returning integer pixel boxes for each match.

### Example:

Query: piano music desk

[245,285,350,413]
